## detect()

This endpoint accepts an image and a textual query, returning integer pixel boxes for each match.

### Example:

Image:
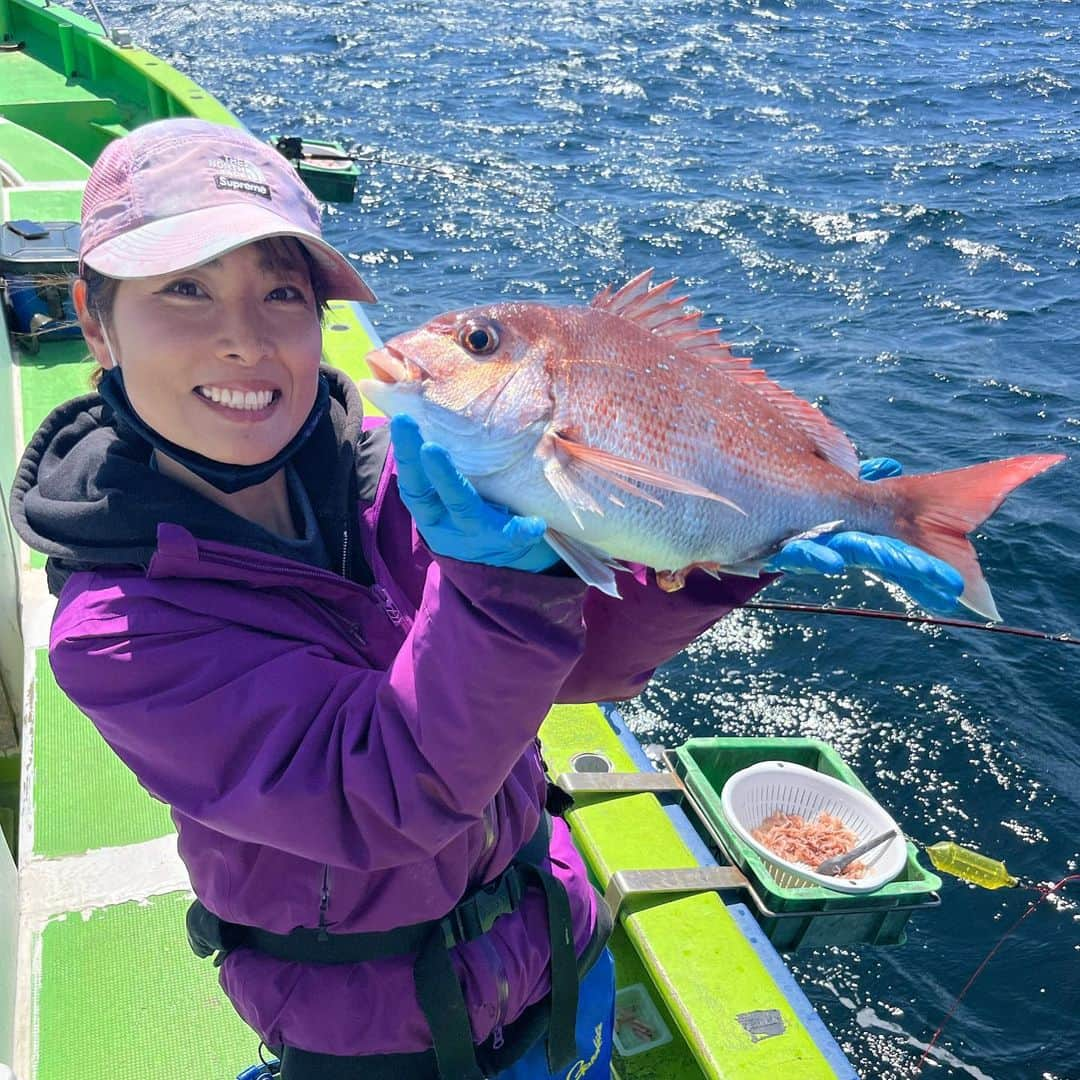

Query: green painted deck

[34,892,256,1080]
[31,651,173,857]
[18,340,96,571]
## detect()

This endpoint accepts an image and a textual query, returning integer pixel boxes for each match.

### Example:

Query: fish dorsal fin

[591,269,751,368]
[728,368,860,476]
[591,270,859,476]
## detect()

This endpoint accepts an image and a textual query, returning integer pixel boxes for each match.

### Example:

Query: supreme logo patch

[209,155,272,199]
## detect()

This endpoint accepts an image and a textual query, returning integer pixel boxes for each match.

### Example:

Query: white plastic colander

[720,761,907,894]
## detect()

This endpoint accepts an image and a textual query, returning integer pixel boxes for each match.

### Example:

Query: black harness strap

[526,863,578,1073]
[497,812,578,1073]
[187,809,582,1079]
[413,925,485,1080]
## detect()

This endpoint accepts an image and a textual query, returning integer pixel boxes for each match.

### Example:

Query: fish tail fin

[884,454,1064,621]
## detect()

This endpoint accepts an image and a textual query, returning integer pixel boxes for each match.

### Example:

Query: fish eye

[456,318,501,356]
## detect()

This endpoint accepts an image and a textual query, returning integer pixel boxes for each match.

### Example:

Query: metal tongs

[816,828,899,877]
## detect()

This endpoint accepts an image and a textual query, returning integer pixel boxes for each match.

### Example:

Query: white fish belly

[476,457,891,571]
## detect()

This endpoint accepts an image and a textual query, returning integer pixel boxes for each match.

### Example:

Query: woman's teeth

[197,386,277,410]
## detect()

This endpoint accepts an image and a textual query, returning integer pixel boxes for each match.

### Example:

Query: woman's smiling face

[88,240,324,467]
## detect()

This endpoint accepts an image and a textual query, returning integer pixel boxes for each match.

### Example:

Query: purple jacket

[19,374,768,1056]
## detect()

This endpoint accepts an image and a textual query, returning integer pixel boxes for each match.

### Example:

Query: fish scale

[507,310,881,566]
[361,271,1064,618]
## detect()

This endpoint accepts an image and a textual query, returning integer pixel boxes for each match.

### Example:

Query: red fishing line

[914,874,1079,1075]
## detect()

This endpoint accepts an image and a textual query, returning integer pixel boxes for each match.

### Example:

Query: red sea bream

[361,271,1063,620]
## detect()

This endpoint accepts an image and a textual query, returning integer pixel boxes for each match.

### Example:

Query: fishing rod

[743,600,1080,647]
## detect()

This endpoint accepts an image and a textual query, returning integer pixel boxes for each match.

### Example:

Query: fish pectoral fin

[550,431,746,514]
[541,456,604,529]
[544,530,623,597]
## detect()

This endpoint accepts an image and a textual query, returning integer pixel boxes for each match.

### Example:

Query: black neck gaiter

[97,367,331,494]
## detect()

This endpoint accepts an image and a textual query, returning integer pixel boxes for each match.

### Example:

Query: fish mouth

[365,345,423,385]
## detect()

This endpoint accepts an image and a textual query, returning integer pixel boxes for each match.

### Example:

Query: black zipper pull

[317,865,331,942]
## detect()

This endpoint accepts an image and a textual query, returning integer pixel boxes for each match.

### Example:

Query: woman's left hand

[765,457,964,614]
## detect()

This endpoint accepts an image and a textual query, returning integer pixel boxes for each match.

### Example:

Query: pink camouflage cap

[79,118,376,303]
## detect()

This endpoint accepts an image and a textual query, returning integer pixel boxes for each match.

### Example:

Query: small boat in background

[269,135,360,204]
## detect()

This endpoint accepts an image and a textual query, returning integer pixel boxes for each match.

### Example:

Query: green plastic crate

[671,737,941,951]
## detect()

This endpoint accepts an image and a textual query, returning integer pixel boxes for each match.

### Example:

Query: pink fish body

[362,271,1064,620]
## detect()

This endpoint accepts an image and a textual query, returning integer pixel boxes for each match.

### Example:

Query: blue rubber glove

[765,457,964,614]
[390,414,560,572]
[855,456,903,482]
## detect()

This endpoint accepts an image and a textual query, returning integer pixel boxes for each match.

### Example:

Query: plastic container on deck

[1,219,81,341]
[613,983,673,1057]
[670,737,941,951]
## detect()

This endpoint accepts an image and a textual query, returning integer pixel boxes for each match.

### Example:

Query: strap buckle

[439,867,524,948]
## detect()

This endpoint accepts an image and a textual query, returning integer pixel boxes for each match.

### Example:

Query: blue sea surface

[95,1,1078,1076]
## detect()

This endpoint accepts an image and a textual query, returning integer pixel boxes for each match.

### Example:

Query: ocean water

[84,0,1078,1076]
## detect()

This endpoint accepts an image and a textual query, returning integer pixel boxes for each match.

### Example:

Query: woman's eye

[456,319,501,355]
[163,279,205,298]
[268,285,308,303]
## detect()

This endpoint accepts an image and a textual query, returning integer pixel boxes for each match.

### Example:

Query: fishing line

[913,873,1079,1076]
[743,600,1080,647]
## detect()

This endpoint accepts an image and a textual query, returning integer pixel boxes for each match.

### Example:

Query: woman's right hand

[763,455,964,614]
[389,414,560,573]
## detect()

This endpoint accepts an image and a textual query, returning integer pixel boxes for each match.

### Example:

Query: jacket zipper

[317,864,332,941]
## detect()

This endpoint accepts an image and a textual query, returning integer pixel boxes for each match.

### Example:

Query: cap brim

[81,203,376,304]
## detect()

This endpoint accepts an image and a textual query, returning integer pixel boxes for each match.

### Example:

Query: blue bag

[494,948,616,1080]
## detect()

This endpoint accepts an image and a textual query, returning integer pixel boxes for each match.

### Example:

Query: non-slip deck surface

[31,650,174,858]
[33,891,256,1080]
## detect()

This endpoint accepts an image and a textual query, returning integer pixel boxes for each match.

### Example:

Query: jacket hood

[10,366,382,594]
